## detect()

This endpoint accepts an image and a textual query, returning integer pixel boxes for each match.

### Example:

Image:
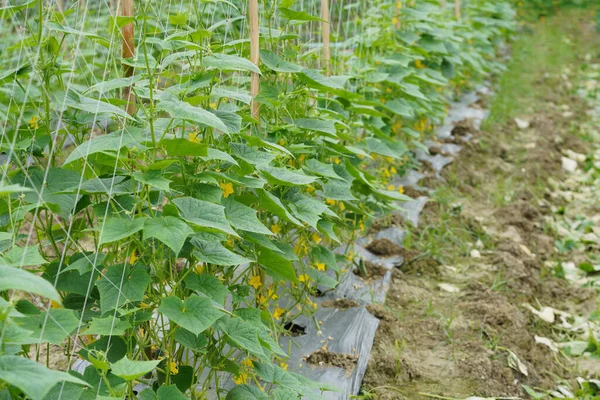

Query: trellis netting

[0,0,514,398]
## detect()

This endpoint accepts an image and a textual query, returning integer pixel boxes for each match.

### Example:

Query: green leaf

[293,118,338,137]
[256,189,302,226]
[133,171,172,192]
[64,131,144,165]
[0,265,61,304]
[160,138,208,157]
[56,90,135,121]
[0,355,89,400]
[259,50,303,73]
[224,198,272,235]
[143,217,194,255]
[96,264,151,313]
[184,273,229,304]
[211,86,252,105]
[260,166,317,186]
[253,362,301,388]
[109,356,161,381]
[159,295,224,335]
[0,183,33,195]
[173,197,238,236]
[258,248,298,282]
[226,385,270,400]
[16,308,79,345]
[304,159,343,180]
[85,315,132,336]
[279,8,325,22]
[217,317,266,359]
[192,238,253,266]
[157,385,187,400]
[0,245,47,267]
[202,54,261,75]
[157,99,229,133]
[174,328,208,352]
[229,143,276,167]
[99,217,147,245]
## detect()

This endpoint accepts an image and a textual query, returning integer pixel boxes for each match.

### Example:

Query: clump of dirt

[366,303,396,322]
[402,186,428,199]
[369,214,406,233]
[306,350,358,373]
[366,238,404,256]
[322,298,361,309]
[354,260,387,280]
[400,255,441,276]
[451,119,476,136]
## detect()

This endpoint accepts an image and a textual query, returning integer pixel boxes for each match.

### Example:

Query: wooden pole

[454,0,460,19]
[441,0,445,9]
[249,0,260,121]
[122,0,136,116]
[321,0,330,75]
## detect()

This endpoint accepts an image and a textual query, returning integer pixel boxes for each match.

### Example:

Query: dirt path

[362,9,600,400]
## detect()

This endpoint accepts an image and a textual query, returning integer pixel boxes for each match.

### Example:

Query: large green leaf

[192,238,253,266]
[173,197,237,236]
[0,245,47,267]
[184,273,229,304]
[0,265,61,304]
[217,317,266,359]
[0,355,89,400]
[160,138,208,157]
[157,99,229,133]
[202,54,261,74]
[56,90,135,121]
[64,131,144,165]
[293,118,338,137]
[16,308,79,345]
[256,189,302,226]
[259,166,317,186]
[158,295,224,335]
[224,198,272,235]
[85,315,132,336]
[98,217,147,245]
[143,217,194,255]
[96,264,151,313]
[109,356,161,381]
[174,328,208,352]
[257,248,298,282]
[226,385,270,400]
[259,50,303,73]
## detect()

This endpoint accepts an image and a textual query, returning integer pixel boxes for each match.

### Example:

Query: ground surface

[362,9,600,400]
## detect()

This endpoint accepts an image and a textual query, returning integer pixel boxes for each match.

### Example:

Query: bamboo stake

[454,0,460,19]
[249,0,260,121]
[441,0,445,9]
[122,0,136,116]
[321,0,330,75]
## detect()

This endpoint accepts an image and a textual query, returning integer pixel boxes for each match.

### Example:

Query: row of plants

[0,0,514,398]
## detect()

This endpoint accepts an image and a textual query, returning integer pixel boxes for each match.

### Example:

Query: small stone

[438,283,460,293]
[514,118,530,129]
[470,249,481,258]
[561,157,578,173]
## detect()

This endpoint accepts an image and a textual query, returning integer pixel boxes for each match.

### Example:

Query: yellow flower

[272,307,285,321]
[315,262,326,271]
[359,221,365,231]
[382,168,391,178]
[346,250,354,261]
[325,199,337,206]
[386,87,393,93]
[311,233,321,244]
[249,275,262,290]
[194,263,204,274]
[385,157,394,163]
[387,184,395,191]
[234,373,248,385]
[129,250,138,264]
[298,154,306,164]
[332,157,341,165]
[210,102,218,109]
[188,131,201,143]
[220,182,234,198]
[306,185,316,194]
[298,274,310,283]
[271,224,281,234]
[50,300,62,308]
[380,98,386,104]
[278,139,286,146]
[268,287,278,300]
[280,362,288,370]
[396,1,402,8]
[28,116,39,130]
[392,121,402,134]
[415,59,425,69]
[170,361,179,375]
[339,202,345,211]
[242,358,253,368]
[390,166,397,174]
[398,185,404,194]
[391,17,399,25]
[139,302,151,309]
